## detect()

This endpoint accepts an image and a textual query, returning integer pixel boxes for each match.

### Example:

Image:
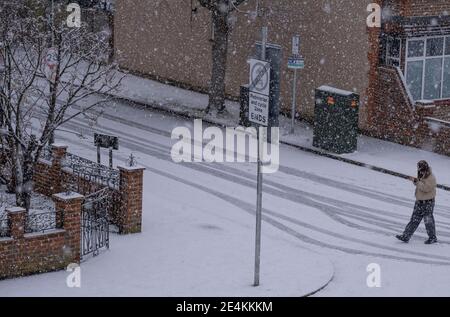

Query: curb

[302,272,334,297]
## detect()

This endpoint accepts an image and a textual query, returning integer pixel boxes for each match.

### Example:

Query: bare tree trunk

[206,10,229,114]
[14,145,25,208]
[14,138,36,210]
[108,11,115,64]
[47,80,57,145]
[6,157,16,194]
[47,31,61,146]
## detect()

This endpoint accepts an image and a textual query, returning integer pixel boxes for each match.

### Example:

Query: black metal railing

[63,153,119,190]
[25,211,63,234]
[83,187,112,219]
[81,210,110,258]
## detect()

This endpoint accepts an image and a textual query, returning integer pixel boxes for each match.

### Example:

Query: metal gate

[81,188,111,259]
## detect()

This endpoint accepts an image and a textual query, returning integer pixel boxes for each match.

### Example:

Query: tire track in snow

[61,115,450,241]
[72,105,450,214]
[59,120,450,263]
[66,116,450,238]
[62,113,450,239]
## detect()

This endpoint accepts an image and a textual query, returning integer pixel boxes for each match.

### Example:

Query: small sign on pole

[94,133,119,168]
[248,58,271,127]
[287,56,305,70]
[249,92,269,126]
[248,59,271,97]
[45,47,58,68]
[44,47,58,83]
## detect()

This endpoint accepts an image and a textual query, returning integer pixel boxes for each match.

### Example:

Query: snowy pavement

[110,71,450,185]
[2,95,450,296]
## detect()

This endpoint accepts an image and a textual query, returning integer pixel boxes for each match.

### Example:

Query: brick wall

[33,145,67,196]
[33,144,144,235]
[0,143,145,280]
[115,0,373,126]
[434,125,450,155]
[432,100,450,121]
[383,0,403,15]
[384,0,450,16]
[367,66,450,155]
[402,0,450,17]
[366,0,383,131]
[366,1,450,156]
[0,194,82,280]
[367,66,417,145]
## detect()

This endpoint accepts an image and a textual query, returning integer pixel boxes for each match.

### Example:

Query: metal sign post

[109,147,113,168]
[253,26,268,288]
[288,35,304,134]
[97,145,101,165]
[290,67,298,134]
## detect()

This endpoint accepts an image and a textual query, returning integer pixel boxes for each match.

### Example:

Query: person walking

[396,160,438,244]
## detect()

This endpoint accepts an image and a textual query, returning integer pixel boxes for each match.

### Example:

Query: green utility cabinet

[313,86,360,154]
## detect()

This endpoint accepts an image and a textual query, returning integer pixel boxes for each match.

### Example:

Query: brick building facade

[367,0,450,155]
[114,0,450,155]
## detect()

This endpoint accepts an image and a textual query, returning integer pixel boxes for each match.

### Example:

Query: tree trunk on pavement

[206,10,229,114]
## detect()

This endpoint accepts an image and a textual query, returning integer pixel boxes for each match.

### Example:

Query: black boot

[424,237,437,245]
[396,235,409,243]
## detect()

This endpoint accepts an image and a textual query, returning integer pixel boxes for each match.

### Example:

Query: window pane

[406,61,424,100]
[426,37,444,56]
[408,40,425,58]
[443,58,450,98]
[424,58,443,100]
[445,36,450,55]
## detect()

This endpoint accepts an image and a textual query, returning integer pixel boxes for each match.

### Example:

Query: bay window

[405,36,450,101]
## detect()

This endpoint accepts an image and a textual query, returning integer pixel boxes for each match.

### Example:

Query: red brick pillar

[50,144,68,195]
[118,165,145,234]
[53,192,84,264]
[6,207,26,239]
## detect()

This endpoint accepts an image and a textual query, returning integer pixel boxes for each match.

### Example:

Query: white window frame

[405,35,450,101]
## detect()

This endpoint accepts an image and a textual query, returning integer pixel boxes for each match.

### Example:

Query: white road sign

[288,56,305,69]
[249,91,269,126]
[44,48,58,67]
[249,59,271,97]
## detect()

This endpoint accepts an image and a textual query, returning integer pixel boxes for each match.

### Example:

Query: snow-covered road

[2,96,450,296]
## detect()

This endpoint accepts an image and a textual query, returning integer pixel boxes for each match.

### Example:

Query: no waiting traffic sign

[248,59,271,97]
[249,91,269,126]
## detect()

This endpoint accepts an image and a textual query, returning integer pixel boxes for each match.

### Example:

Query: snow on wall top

[317,85,355,96]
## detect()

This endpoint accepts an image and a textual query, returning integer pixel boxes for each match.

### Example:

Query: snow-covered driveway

[2,96,450,296]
